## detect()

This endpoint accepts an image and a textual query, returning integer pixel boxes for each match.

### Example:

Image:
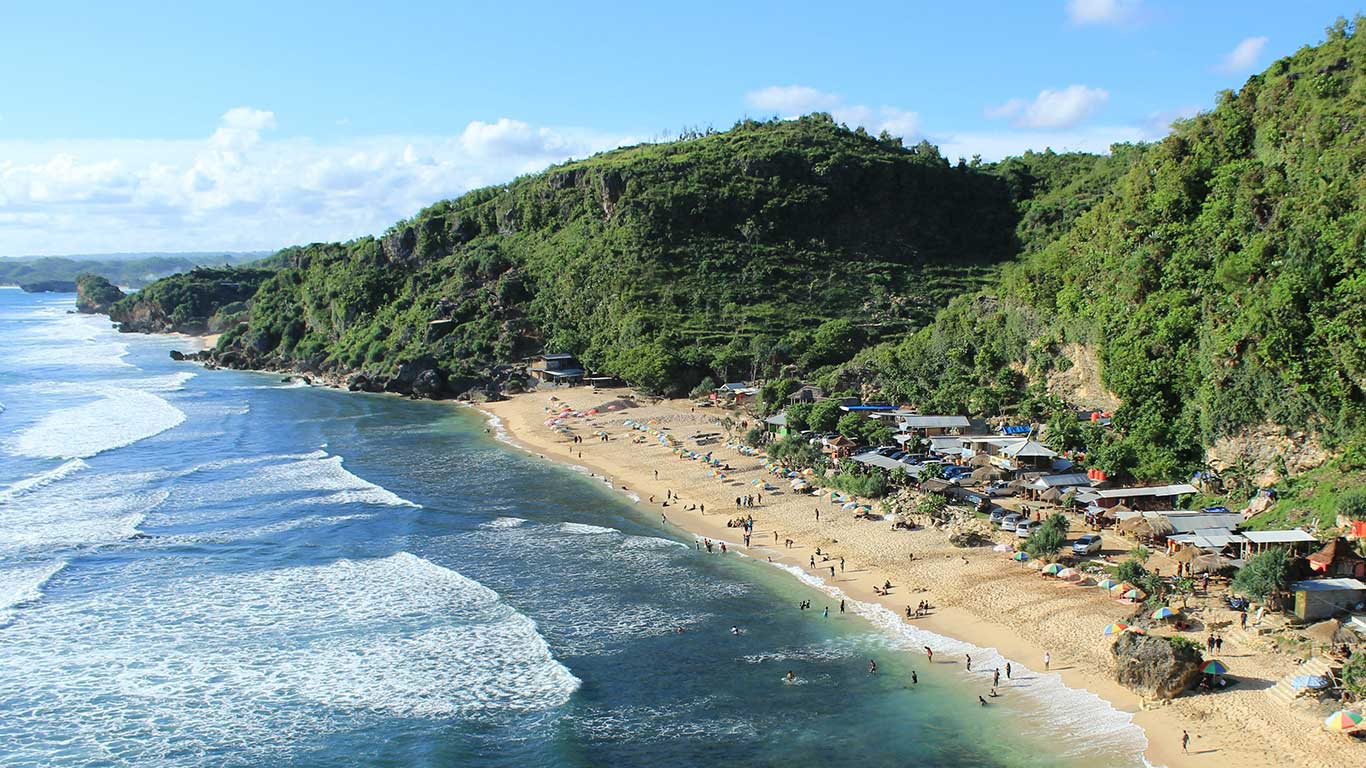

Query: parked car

[985,481,1013,497]
[989,507,1011,525]
[1000,514,1023,532]
[1015,520,1037,538]
[1072,534,1103,555]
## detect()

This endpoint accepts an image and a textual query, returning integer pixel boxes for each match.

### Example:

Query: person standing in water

[839,599,845,614]
[965,654,972,672]
[911,670,918,684]
[822,606,829,618]
[1043,651,1051,671]
[1005,662,1012,679]
[868,660,878,675]
[786,671,796,684]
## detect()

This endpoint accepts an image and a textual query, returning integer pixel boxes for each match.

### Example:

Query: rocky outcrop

[107,267,271,335]
[1111,632,1204,700]
[74,274,126,314]
[20,280,78,293]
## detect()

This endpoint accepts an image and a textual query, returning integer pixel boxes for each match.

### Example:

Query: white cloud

[744,85,842,115]
[1219,36,1268,73]
[744,85,922,140]
[1066,0,1139,26]
[0,108,635,255]
[987,85,1109,130]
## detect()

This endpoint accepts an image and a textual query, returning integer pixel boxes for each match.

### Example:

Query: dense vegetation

[74,273,126,313]
[0,252,267,288]
[109,267,276,334]
[126,18,1366,505]
[201,115,1035,393]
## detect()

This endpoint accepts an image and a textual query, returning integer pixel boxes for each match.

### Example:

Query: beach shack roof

[1028,473,1091,489]
[1290,578,1366,592]
[850,452,913,472]
[1076,483,1198,501]
[999,440,1056,459]
[1164,513,1243,535]
[765,412,788,427]
[1242,530,1318,545]
[891,415,971,429]
[537,353,577,361]
[1168,528,1247,549]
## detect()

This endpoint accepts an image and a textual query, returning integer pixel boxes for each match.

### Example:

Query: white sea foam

[13,340,132,369]
[153,449,418,509]
[0,560,67,626]
[765,561,1150,760]
[482,516,529,529]
[8,388,186,459]
[0,552,579,766]
[0,459,88,503]
[557,522,619,535]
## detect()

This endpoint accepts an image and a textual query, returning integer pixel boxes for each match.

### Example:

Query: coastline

[479,388,1355,768]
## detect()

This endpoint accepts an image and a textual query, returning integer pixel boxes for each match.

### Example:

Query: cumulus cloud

[0,108,634,255]
[987,85,1109,130]
[744,85,842,115]
[1066,0,1139,26]
[744,85,922,140]
[1219,36,1269,73]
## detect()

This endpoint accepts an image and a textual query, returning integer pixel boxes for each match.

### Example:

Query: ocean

[0,287,1151,767]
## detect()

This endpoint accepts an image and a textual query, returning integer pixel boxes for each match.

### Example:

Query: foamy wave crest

[14,340,131,369]
[558,522,619,535]
[8,389,186,459]
[0,459,88,503]
[482,516,529,529]
[766,562,1149,759]
[0,552,579,766]
[157,449,417,509]
[0,560,67,626]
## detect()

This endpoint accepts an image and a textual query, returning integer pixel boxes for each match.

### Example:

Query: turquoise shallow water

[0,288,1149,767]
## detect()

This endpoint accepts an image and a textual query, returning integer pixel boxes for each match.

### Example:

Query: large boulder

[411,368,445,399]
[1111,632,1204,700]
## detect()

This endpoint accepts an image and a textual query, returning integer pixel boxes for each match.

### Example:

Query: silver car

[1000,513,1023,532]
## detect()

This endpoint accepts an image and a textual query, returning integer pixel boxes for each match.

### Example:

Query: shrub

[1343,654,1366,701]
[1232,548,1291,600]
[689,376,717,400]
[1115,558,1148,584]
[1339,489,1366,521]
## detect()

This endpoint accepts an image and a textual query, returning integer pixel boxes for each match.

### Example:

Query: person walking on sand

[840,557,845,572]
[1043,651,1051,671]
[810,556,816,568]
[1181,730,1189,753]
[1005,662,1012,680]
[830,566,835,578]
[815,508,820,521]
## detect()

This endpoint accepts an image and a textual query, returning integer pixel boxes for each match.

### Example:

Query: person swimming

[785,670,796,684]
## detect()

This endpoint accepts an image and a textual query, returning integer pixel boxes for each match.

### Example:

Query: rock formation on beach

[74,273,126,314]
[1111,632,1204,700]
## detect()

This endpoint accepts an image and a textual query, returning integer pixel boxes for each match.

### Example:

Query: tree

[760,377,800,414]
[1025,514,1069,559]
[916,493,948,518]
[801,319,864,369]
[808,399,843,433]
[1232,548,1291,601]
[1115,558,1148,584]
[785,402,814,431]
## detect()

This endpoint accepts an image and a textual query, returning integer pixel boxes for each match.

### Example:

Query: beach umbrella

[1122,589,1146,601]
[1323,710,1362,732]
[993,543,1013,553]
[1151,606,1178,620]
[787,471,800,478]
[1057,567,1080,580]
[1042,563,1064,575]
[1096,579,1119,590]
[1202,660,1228,675]
[1110,582,1135,594]
[1290,675,1331,690]
[1011,552,1029,562]
[1102,622,1129,636]
[842,501,859,510]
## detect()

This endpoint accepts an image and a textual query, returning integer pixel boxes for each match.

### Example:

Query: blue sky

[0,0,1356,254]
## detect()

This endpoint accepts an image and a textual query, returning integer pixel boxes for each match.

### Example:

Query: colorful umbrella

[1011,552,1030,562]
[1323,710,1362,731]
[1151,606,1178,620]
[1110,582,1135,593]
[1057,568,1080,580]
[1096,579,1119,590]
[1202,660,1228,675]
[1042,563,1064,575]
[1122,589,1146,600]
[1102,622,1129,635]
[842,501,859,509]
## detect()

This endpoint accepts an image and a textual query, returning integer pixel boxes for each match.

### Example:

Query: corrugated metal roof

[895,415,971,429]
[1090,484,1199,499]
[1291,578,1366,592]
[1242,529,1318,544]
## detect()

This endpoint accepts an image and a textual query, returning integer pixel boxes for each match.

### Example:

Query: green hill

[200,115,1042,394]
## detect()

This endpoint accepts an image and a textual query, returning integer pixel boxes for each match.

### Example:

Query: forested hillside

[856,17,1366,485]
[122,17,1366,494]
[201,116,1041,393]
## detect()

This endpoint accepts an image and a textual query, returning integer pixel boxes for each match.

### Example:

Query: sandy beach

[482,388,1361,768]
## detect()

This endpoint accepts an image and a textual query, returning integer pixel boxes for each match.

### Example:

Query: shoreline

[479,389,1355,768]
